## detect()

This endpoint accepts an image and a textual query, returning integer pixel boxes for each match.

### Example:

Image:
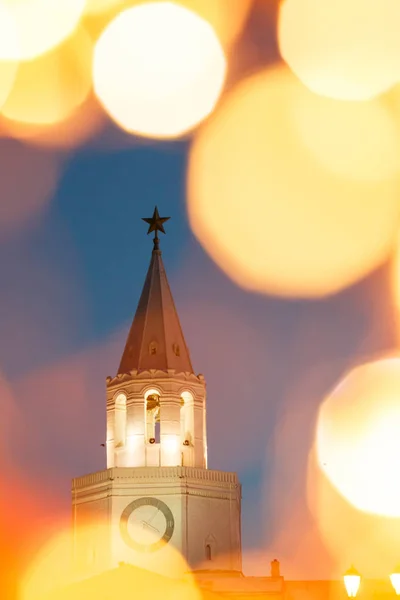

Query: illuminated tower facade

[72,208,242,575]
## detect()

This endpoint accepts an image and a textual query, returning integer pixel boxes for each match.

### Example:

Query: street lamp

[390,566,400,595]
[344,566,361,598]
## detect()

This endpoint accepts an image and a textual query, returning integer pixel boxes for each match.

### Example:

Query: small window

[149,341,157,355]
[205,544,212,561]
[173,343,180,357]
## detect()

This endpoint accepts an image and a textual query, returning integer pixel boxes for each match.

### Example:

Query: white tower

[72,207,242,576]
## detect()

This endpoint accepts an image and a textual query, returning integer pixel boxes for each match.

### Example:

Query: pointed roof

[117,208,193,375]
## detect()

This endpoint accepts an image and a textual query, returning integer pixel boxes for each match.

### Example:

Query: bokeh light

[0,94,105,150]
[1,27,92,126]
[0,61,18,112]
[188,65,400,298]
[308,448,400,578]
[293,90,400,182]
[392,232,400,332]
[84,0,121,15]
[0,0,86,61]
[0,3,18,59]
[279,0,400,101]
[0,5,18,110]
[93,1,226,139]
[181,0,251,48]
[0,472,67,600]
[21,520,201,600]
[85,0,251,49]
[316,356,400,517]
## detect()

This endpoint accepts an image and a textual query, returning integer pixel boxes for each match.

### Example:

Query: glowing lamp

[344,566,361,597]
[390,567,400,595]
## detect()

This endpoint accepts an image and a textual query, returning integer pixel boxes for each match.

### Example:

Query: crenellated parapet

[106,368,205,392]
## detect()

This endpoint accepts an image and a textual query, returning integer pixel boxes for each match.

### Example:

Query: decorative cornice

[73,486,239,504]
[72,466,239,490]
[106,369,205,387]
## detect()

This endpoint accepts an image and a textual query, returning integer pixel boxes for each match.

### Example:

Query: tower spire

[117,207,193,375]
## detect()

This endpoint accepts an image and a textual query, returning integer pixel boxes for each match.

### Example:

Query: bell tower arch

[72,207,241,577]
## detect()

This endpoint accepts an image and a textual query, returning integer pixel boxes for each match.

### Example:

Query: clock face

[119,497,175,553]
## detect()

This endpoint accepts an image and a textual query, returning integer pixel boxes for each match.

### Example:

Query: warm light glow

[181,390,193,404]
[316,357,400,517]
[0,4,18,57]
[21,527,76,599]
[391,568,400,595]
[0,27,92,126]
[0,6,18,109]
[391,231,400,342]
[0,95,105,150]
[188,65,400,298]
[174,0,252,48]
[21,520,201,600]
[293,90,400,182]
[93,2,226,139]
[307,444,400,578]
[85,0,121,14]
[344,566,361,597]
[0,0,86,61]
[85,0,251,48]
[0,61,17,113]
[162,434,180,454]
[279,0,400,101]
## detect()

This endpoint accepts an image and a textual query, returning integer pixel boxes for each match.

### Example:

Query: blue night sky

[0,0,398,581]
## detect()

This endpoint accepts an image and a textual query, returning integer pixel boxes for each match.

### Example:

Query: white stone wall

[185,491,242,571]
[71,496,112,576]
[72,467,242,576]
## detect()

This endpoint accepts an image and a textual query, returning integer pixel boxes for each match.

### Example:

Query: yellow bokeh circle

[21,519,201,600]
[1,27,93,126]
[316,356,400,518]
[279,0,400,101]
[0,0,86,61]
[188,66,400,298]
[93,1,226,139]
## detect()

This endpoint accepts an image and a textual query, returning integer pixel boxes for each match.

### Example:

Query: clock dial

[120,497,174,553]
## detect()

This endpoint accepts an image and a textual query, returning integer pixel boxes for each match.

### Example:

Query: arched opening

[205,535,216,562]
[180,390,194,445]
[145,391,160,443]
[114,393,127,448]
[205,544,212,561]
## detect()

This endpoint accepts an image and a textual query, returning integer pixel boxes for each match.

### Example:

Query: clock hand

[147,508,159,525]
[140,520,159,534]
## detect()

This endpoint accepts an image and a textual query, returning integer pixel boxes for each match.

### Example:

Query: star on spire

[142,207,170,251]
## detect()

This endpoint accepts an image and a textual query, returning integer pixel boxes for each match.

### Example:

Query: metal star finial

[142,206,170,251]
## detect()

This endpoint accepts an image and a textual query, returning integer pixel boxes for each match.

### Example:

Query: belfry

[72,208,242,575]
